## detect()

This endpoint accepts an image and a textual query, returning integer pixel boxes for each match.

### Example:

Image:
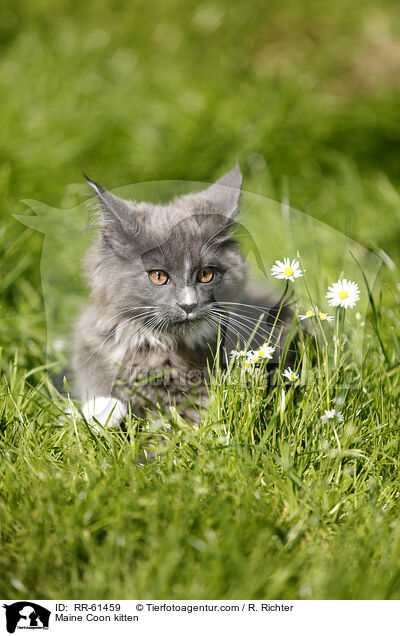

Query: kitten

[72,164,290,428]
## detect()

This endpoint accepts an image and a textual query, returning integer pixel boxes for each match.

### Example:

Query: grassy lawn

[1,0,400,599]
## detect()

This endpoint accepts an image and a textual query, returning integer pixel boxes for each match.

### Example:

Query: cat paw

[81,397,127,431]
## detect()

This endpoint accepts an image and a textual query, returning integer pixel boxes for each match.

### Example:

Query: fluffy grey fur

[73,165,289,427]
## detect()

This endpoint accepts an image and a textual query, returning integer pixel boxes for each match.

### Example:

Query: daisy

[299,307,334,322]
[299,308,316,320]
[271,257,303,282]
[247,350,261,364]
[256,343,275,360]
[282,367,298,382]
[230,349,246,361]
[321,409,344,425]
[243,355,257,371]
[326,279,360,309]
[245,346,275,370]
[234,343,276,371]
[318,311,334,322]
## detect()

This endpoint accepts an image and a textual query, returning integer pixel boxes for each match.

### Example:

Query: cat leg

[73,342,128,430]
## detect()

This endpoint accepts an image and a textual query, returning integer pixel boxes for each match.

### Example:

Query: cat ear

[84,174,137,257]
[201,161,243,219]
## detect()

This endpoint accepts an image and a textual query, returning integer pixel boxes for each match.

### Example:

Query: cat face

[85,165,246,338]
[138,215,245,330]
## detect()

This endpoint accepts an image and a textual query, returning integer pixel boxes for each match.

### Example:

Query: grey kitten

[73,164,289,428]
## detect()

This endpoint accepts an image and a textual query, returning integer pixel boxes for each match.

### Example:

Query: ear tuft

[84,174,117,210]
[83,173,107,196]
[84,175,137,258]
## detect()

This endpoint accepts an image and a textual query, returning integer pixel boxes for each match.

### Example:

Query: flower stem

[267,280,289,345]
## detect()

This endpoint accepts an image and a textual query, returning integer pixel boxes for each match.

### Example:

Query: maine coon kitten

[73,165,289,428]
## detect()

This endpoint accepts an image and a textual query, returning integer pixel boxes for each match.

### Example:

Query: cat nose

[178,302,197,316]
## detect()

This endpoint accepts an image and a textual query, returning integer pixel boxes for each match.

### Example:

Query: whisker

[101,311,156,352]
[210,310,289,347]
[123,319,160,372]
[212,300,287,311]
[212,304,288,322]
[104,305,158,325]
[209,310,293,353]
[211,301,292,326]
[207,314,254,345]
[207,313,270,354]
[210,310,279,342]
[74,310,157,371]
[125,315,164,378]
[152,316,168,345]
[210,308,277,333]
[213,305,296,349]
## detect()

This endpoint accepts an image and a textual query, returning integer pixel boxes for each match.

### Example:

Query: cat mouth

[171,316,202,326]
[167,315,209,332]
[164,315,218,345]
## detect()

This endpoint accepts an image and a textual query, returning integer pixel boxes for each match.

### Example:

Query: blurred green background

[2,0,400,232]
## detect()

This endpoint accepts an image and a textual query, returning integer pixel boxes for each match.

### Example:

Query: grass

[1,0,400,599]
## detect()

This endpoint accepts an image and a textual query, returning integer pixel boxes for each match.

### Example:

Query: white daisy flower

[256,343,275,360]
[321,409,344,425]
[271,257,303,282]
[326,279,360,309]
[243,355,257,371]
[299,308,316,320]
[299,307,334,322]
[230,349,246,361]
[235,343,276,372]
[246,350,262,364]
[318,311,334,322]
[282,367,298,382]
[243,344,276,370]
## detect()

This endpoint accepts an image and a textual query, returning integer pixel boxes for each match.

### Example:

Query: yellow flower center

[244,361,251,368]
[283,266,294,277]
[319,312,327,320]
[253,356,260,363]
[258,350,265,357]
[339,290,348,299]
[290,374,296,381]
[306,309,314,317]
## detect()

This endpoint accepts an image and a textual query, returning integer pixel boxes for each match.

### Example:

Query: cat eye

[197,266,214,283]
[148,270,169,286]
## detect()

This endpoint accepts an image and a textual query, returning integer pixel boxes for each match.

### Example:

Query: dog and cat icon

[3,602,50,633]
